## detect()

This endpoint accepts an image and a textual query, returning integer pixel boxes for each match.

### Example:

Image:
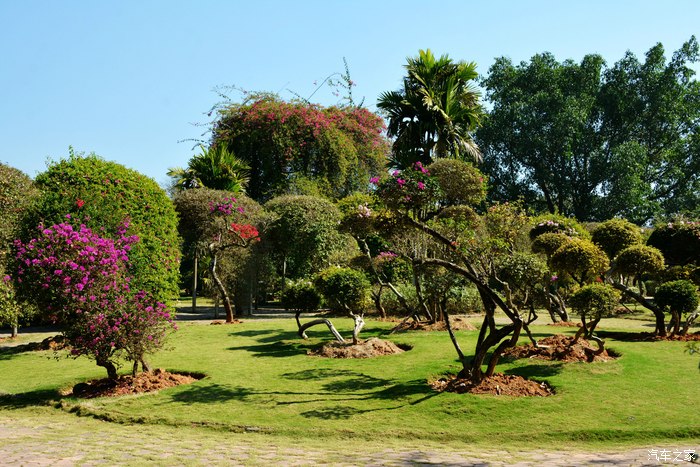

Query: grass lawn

[1,310,699,452]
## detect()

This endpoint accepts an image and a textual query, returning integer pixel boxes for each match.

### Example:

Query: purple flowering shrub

[374,162,439,210]
[13,219,176,379]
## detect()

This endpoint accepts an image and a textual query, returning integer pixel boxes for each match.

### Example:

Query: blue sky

[1,0,698,187]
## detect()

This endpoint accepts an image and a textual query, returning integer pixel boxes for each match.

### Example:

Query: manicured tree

[0,163,39,336]
[655,280,700,335]
[264,195,343,282]
[551,238,609,286]
[211,95,388,202]
[13,220,176,379]
[647,219,700,266]
[569,284,620,343]
[314,267,371,344]
[23,152,180,303]
[205,196,262,322]
[376,158,541,384]
[591,218,643,259]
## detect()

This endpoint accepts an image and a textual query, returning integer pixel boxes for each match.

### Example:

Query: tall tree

[479,37,700,223]
[378,49,484,169]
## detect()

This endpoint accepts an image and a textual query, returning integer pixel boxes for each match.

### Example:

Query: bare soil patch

[648,331,700,342]
[503,334,618,362]
[308,337,408,358]
[431,373,553,397]
[67,369,204,398]
[393,316,477,332]
[210,319,242,325]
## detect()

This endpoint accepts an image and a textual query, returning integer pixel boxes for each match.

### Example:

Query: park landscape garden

[1,41,700,463]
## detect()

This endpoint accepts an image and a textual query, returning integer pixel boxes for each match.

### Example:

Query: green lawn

[1,312,699,451]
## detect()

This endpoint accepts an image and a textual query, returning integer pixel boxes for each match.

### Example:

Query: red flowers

[76,199,85,208]
[230,223,259,241]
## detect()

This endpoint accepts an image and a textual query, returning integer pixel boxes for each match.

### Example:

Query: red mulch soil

[503,334,617,362]
[308,337,407,358]
[431,373,553,397]
[393,316,477,332]
[645,332,700,342]
[210,319,242,325]
[547,321,582,327]
[68,369,203,398]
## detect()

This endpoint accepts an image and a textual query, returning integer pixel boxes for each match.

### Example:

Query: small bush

[314,267,370,313]
[569,284,621,321]
[280,281,322,314]
[655,280,699,316]
[529,214,589,240]
[614,245,665,278]
[591,219,643,259]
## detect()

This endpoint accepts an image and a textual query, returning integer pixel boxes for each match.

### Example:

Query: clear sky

[1,0,698,187]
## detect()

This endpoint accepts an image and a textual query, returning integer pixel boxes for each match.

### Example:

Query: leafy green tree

[551,238,609,286]
[655,280,699,335]
[264,195,343,281]
[0,163,39,336]
[314,266,371,344]
[22,152,180,303]
[569,283,620,340]
[378,49,483,168]
[647,219,700,266]
[591,219,643,259]
[210,95,388,202]
[167,144,249,193]
[479,37,700,222]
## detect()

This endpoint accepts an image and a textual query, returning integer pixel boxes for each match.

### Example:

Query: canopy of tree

[478,37,700,223]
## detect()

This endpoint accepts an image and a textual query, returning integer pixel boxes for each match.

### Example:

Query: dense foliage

[24,153,180,302]
[479,37,700,222]
[13,220,175,379]
[211,95,388,201]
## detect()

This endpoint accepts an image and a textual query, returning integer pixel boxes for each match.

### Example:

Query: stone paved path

[0,414,697,466]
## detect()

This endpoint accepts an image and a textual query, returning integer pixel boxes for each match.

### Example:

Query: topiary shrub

[591,218,643,259]
[23,153,180,303]
[314,267,370,314]
[551,238,609,286]
[569,283,620,336]
[428,158,487,206]
[529,214,589,240]
[281,281,322,315]
[647,220,700,266]
[614,245,665,280]
[655,280,699,335]
[531,232,572,257]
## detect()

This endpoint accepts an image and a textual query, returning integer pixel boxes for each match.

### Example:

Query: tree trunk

[372,287,386,318]
[192,252,198,312]
[350,313,365,345]
[297,319,345,343]
[98,359,118,381]
[412,266,433,322]
[11,324,18,338]
[609,281,666,336]
[209,250,235,323]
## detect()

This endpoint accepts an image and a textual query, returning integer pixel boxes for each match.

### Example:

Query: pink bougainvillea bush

[13,218,176,380]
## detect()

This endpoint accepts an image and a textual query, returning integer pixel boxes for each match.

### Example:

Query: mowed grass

[1,312,699,450]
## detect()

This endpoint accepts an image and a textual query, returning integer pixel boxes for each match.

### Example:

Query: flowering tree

[210,95,389,202]
[13,220,176,380]
[206,197,261,322]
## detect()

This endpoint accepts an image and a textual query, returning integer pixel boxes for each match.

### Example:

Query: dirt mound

[394,316,477,332]
[308,337,407,358]
[210,320,242,325]
[649,332,700,342]
[68,369,203,398]
[503,334,617,362]
[431,373,553,397]
[546,321,582,327]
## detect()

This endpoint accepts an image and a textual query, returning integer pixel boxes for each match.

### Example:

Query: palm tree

[168,145,250,194]
[378,49,483,169]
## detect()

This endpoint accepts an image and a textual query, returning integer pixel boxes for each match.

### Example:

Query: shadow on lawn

[227,340,310,358]
[504,362,564,379]
[0,388,61,410]
[228,328,301,343]
[169,383,254,404]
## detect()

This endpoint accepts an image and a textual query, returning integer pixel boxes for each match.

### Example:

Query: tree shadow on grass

[169,383,254,404]
[0,388,61,410]
[0,346,29,360]
[227,340,311,358]
[504,362,564,379]
[595,330,659,342]
[228,329,302,343]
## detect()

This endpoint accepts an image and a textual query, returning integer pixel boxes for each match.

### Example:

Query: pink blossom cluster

[209,197,245,216]
[13,219,175,369]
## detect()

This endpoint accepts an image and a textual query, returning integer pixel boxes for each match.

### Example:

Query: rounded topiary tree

[655,280,699,335]
[647,220,700,266]
[531,232,572,257]
[591,218,643,259]
[569,283,620,339]
[24,152,180,303]
[529,214,589,241]
[551,238,610,286]
[315,266,371,344]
